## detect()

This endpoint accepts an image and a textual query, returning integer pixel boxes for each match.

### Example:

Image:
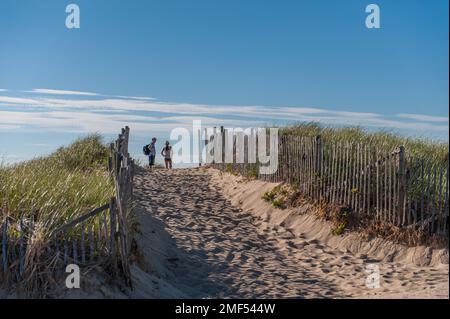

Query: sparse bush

[262,190,276,202]
[262,185,290,209]
[272,198,285,208]
[246,165,258,179]
[291,178,300,190]
[331,222,347,236]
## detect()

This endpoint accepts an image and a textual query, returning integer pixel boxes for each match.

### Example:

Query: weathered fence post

[212,127,217,165]
[315,135,322,201]
[396,146,406,225]
[2,219,8,274]
[109,197,117,272]
[221,126,225,170]
[19,218,25,278]
[198,129,202,167]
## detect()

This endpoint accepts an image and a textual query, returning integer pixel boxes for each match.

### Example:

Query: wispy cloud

[0,89,448,138]
[0,96,47,105]
[397,113,449,123]
[0,124,21,130]
[25,88,99,96]
[0,89,7,92]
[114,95,156,101]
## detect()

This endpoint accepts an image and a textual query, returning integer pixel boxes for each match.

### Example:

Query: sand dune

[128,167,448,299]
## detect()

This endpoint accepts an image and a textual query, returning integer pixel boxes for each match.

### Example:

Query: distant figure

[161,141,173,169]
[145,137,157,168]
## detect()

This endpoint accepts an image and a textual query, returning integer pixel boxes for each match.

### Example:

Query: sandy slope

[11,166,445,299]
[130,167,448,299]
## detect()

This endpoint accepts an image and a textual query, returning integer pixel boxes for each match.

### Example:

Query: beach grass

[0,134,114,239]
[280,123,448,167]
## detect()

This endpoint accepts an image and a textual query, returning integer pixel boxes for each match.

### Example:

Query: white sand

[9,166,444,299]
[210,168,449,298]
[127,167,448,298]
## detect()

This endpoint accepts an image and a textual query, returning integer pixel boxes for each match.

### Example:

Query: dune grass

[221,123,448,241]
[280,123,448,167]
[0,134,114,239]
[280,123,449,209]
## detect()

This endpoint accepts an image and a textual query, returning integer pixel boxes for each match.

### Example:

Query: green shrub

[331,222,347,236]
[246,165,258,179]
[262,191,276,202]
[272,198,285,208]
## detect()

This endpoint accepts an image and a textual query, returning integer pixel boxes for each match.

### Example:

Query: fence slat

[343,143,349,205]
[89,224,95,261]
[63,232,68,265]
[376,151,380,220]
[425,162,433,232]
[431,165,437,233]
[444,168,449,235]
[80,223,85,264]
[2,219,8,274]
[19,218,25,278]
[331,142,338,204]
[208,129,447,238]
[437,167,444,234]
[72,239,78,263]
[109,198,117,263]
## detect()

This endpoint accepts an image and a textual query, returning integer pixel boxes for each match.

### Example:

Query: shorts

[148,154,155,166]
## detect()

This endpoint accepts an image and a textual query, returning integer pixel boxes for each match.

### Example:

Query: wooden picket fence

[0,127,135,288]
[209,127,449,237]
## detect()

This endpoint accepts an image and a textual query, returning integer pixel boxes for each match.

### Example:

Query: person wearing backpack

[143,137,157,168]
[161,141,173,169]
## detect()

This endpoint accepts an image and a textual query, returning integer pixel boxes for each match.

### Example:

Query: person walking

[146,137,157,169]
[161,141,173,169]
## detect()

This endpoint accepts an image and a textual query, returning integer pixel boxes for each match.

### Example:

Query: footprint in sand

[132,168,449,299]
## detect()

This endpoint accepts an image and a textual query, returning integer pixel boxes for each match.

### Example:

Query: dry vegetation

[262,183,448,248]
[0,134,114,236]
[0,135,115,295]
[280,123,449,167]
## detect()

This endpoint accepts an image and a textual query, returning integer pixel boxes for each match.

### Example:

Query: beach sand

[125,167,448,299]
[38,166,448,299]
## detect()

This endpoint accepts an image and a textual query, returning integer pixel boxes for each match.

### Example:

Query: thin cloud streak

[397,113,449,123]
[0,89,448,137]
[25,89,100,96]
[113,95,156,101]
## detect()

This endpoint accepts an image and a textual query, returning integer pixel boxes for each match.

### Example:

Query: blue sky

[0,0,448,164]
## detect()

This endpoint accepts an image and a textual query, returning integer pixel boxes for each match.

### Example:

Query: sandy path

[133,167,448,299]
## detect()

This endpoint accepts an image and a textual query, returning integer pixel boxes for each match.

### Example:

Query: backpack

[143,144,150,155]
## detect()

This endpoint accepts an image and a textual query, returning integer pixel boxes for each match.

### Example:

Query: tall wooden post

[221,126,225,169]
[198,129,202,167]
[315,135,322,201]
[212,127,217,165]
[397,146,406,225]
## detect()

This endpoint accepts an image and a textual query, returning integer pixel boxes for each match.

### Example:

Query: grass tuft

[280,123,448,167]
[0,134,114,238]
